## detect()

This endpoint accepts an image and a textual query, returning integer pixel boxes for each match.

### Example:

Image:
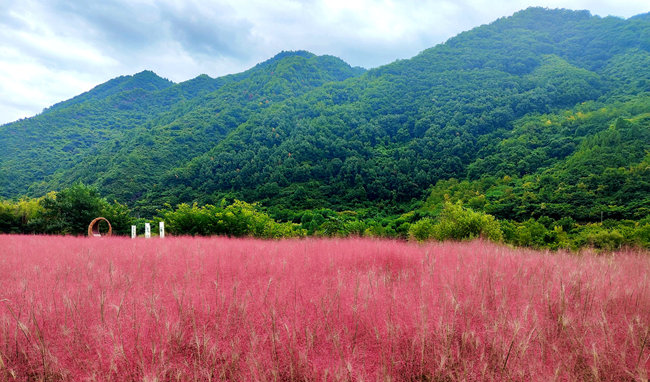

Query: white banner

[159,221,165,238]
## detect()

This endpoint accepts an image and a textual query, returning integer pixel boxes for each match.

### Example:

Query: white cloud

[0,0,647,125]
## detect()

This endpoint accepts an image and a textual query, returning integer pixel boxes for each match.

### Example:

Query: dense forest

[1,8,649,249]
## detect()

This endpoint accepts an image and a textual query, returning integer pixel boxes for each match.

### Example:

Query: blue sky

[0,0,647,125]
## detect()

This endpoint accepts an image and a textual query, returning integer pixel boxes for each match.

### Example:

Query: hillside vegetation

[1,8,649,249]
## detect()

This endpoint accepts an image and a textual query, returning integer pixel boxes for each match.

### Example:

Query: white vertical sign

[159,221,165,238]
[131,225,136,239]
[145,223,151,238]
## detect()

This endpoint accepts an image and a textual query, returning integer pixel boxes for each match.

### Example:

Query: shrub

[159,200,304,238]
[633,223,650,248]
[574,224,625,251]
[0,198,43,233]
[431,202,503,242]
[160,203,216,235]
[101,200,134,235]
[515,219,552,248]
[408,218,436,241]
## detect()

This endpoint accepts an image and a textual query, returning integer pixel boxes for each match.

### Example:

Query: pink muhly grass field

[0,235,648,381]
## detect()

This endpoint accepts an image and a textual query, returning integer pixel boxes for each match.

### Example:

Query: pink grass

[0,235,648,380]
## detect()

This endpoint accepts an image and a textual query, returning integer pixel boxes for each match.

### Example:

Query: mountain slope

[139,8,649,216]
[39,52,364,202]
[0,70,177,197]
[1,7,648,223]
[0,52,364,199]
[425,94,650,222]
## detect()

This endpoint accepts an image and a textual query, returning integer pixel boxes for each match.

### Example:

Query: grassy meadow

[0,235,648,380]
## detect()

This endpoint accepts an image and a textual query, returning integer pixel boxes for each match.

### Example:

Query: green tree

[37,184,108,235]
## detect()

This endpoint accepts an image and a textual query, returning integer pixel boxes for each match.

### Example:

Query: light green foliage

[573,224,625,251]
[102,200,135,235]
[408,218,436,242]
[410,202,502,242]
[634,223,650,248]
[160,200,305,238]
[495,218,650,250]
[0,184,135,235]
[0,197,43,233]
[433,202,503,242]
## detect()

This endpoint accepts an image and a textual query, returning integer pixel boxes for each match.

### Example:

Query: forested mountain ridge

[1,7,649,227]
[143,7,649,217]
[0,51,364,199]
[44,70,175,113]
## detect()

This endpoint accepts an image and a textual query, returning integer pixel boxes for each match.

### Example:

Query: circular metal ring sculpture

[88,217,112,237]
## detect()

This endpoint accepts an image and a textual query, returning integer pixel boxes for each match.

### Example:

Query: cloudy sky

[0,0,647,125]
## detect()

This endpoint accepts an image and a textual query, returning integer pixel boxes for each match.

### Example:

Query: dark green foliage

[135,8,649,214]
[0,52,363,204]
[2,8,648,213]
[427,101,650,224]
[19,184,135,235]
[36,184,107,234]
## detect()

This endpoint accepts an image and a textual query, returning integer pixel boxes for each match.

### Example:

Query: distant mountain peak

[629,12,650,21]
[132,69,169,81]
[43,70,173,113]
[271,50,316,60]
[253,50,317,69]
[126,70,174,90]
[513,6,592,17]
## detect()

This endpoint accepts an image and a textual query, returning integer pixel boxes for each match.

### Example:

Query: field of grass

[0,235,648,381]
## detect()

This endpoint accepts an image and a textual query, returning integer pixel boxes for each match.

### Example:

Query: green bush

[159,200,304,238]
[633,223,650,248]
[586,230,624,251]
[0,198,43,233]
[432,202,503,242]
[574,224,625,251]
[409,202,502,242]
[343,220,367,237]
[515,219,552,248]
[160,203,216,236]
[408,218,436,242]
[102,201,134,235]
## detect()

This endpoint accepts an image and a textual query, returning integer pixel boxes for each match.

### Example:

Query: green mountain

[1,8,649,224]
[0,51,364,200]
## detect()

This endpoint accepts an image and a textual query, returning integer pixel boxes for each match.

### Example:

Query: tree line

[1,183,647,251]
